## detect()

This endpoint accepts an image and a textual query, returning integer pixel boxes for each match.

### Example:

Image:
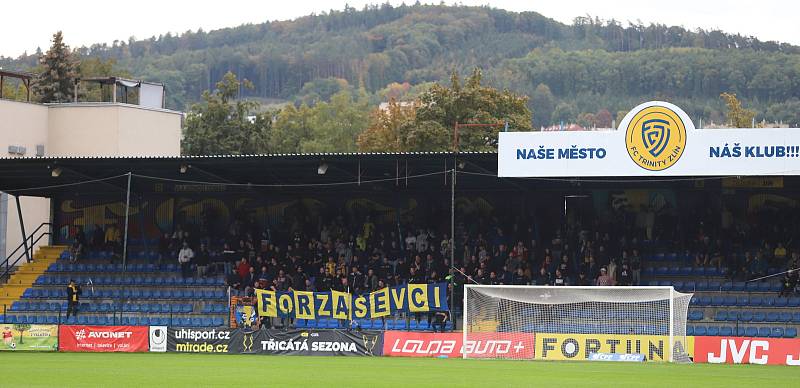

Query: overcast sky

[2,0,798,58]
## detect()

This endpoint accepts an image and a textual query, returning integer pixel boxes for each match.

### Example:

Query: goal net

[463,286,692,362]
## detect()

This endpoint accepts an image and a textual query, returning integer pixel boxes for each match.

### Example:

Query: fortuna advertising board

[498,101,800,177]
[59,325,149,352]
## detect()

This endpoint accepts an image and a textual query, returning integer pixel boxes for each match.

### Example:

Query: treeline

[3,3,800,126]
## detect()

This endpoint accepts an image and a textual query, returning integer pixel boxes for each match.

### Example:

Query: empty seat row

[10,301,196,314]
[200,304,229,314]
[644,267,728,277]
[690,295,800,307]
[48,262,172,273]
[0,315,226,327]
[714,310,800,323]
[121,303,193,313]
[23,287,225,300]
[688,325,797,338]
[667,280,784,293]
[35,275,224,286]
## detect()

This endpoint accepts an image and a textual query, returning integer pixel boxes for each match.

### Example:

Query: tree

[357,98,417,152]
[33,31,78,103]
[721,92,756,128]
[300,89,370,153]
[182,71,272,155]
[13,324,31,344]
[413,68,532,151]
[531,83,555,128]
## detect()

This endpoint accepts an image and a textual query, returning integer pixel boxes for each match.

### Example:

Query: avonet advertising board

[499,101,800,177]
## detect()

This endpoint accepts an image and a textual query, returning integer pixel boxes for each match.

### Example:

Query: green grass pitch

[0,352,793,387]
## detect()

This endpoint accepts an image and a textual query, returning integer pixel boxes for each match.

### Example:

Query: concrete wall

[0,100,51,264]
[0,99,182,262]
[48,103,181,156]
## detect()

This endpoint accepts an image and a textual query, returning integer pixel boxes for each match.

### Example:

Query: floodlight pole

[122,172,132,272]
[451,121,506,329]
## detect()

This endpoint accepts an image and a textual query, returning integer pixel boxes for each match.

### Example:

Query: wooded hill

[3,3,800,126]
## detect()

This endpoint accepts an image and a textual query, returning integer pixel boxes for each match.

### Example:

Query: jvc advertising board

[499,101,800,177]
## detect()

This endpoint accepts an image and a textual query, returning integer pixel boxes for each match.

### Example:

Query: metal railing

[1,223,52,283]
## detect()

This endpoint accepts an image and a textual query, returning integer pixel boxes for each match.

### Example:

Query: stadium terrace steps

[0,245,65,307]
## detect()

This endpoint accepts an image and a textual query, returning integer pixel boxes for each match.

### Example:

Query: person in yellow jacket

[66,279,82,318]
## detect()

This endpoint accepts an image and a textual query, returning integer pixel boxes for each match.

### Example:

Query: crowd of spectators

[66,193,800,307]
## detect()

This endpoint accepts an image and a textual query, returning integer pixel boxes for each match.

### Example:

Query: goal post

[463,285,693,362]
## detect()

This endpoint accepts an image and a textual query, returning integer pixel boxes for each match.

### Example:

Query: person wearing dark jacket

[66,280,82,318]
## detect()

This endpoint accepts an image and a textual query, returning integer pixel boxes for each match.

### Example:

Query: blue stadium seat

[766,312,780,322]
[720,282,733,292]
[753,312,766,322]
[707,281,721,291]
[714,311,728,321]
[762,297,775,307]
[732,282,746,291]
[736,296,749,307]
[788,297,800,307]
[707,326,719,336]
[758,282,772,292]
[786,328,798,338]
[719,327,733,336]
[758,327,771,338]
[771,327,784,338]
[745,327,758,337]
[77,316,88,325]
[140,317,151,326]
[686,325,695,336]
[779,312,792,322]
[694,326,707,336]
[213,317,224,327]
[723,296,737,306]
[201,318,213,327]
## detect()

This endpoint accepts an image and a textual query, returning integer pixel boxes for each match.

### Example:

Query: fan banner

[229,329,383,356]
[383,331,536,358]
[58,325,149,352]
[254,283,448,320]
[0,324,58,351]
[694,336,800,366]
[499,101,800,177]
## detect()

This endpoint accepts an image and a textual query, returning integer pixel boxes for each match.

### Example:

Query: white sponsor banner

[498,101,800,177]
[149,326,167,352]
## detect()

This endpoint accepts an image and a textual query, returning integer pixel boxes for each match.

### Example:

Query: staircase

[0,245,65,309]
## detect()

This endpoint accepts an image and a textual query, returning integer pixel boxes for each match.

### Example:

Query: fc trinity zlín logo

[625,105,686,171]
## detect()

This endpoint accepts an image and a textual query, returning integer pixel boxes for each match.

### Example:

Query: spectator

[629,249,642,286]
[618,263,633,286]
[177,242,194,279]
[512,267,528,285]
[91,224,104,250]
[780,270,798,297]
[534,267,550,285]
[195,243,210,278]
[575,271,591,286]
[66,279,81,318]
[596,267,615,286]
[431,310,449,332]
[236,258,251,280]
[552,269,567,286]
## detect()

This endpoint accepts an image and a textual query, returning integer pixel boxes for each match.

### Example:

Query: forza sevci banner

[254,283,448,320]
[498,101,800,177]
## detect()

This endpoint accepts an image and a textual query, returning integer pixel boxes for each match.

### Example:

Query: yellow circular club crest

[625,105,687,171]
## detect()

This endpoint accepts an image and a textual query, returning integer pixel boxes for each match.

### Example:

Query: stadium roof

[0,152,501,197]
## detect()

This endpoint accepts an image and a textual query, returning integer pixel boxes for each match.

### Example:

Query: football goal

[463,285,693,362]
